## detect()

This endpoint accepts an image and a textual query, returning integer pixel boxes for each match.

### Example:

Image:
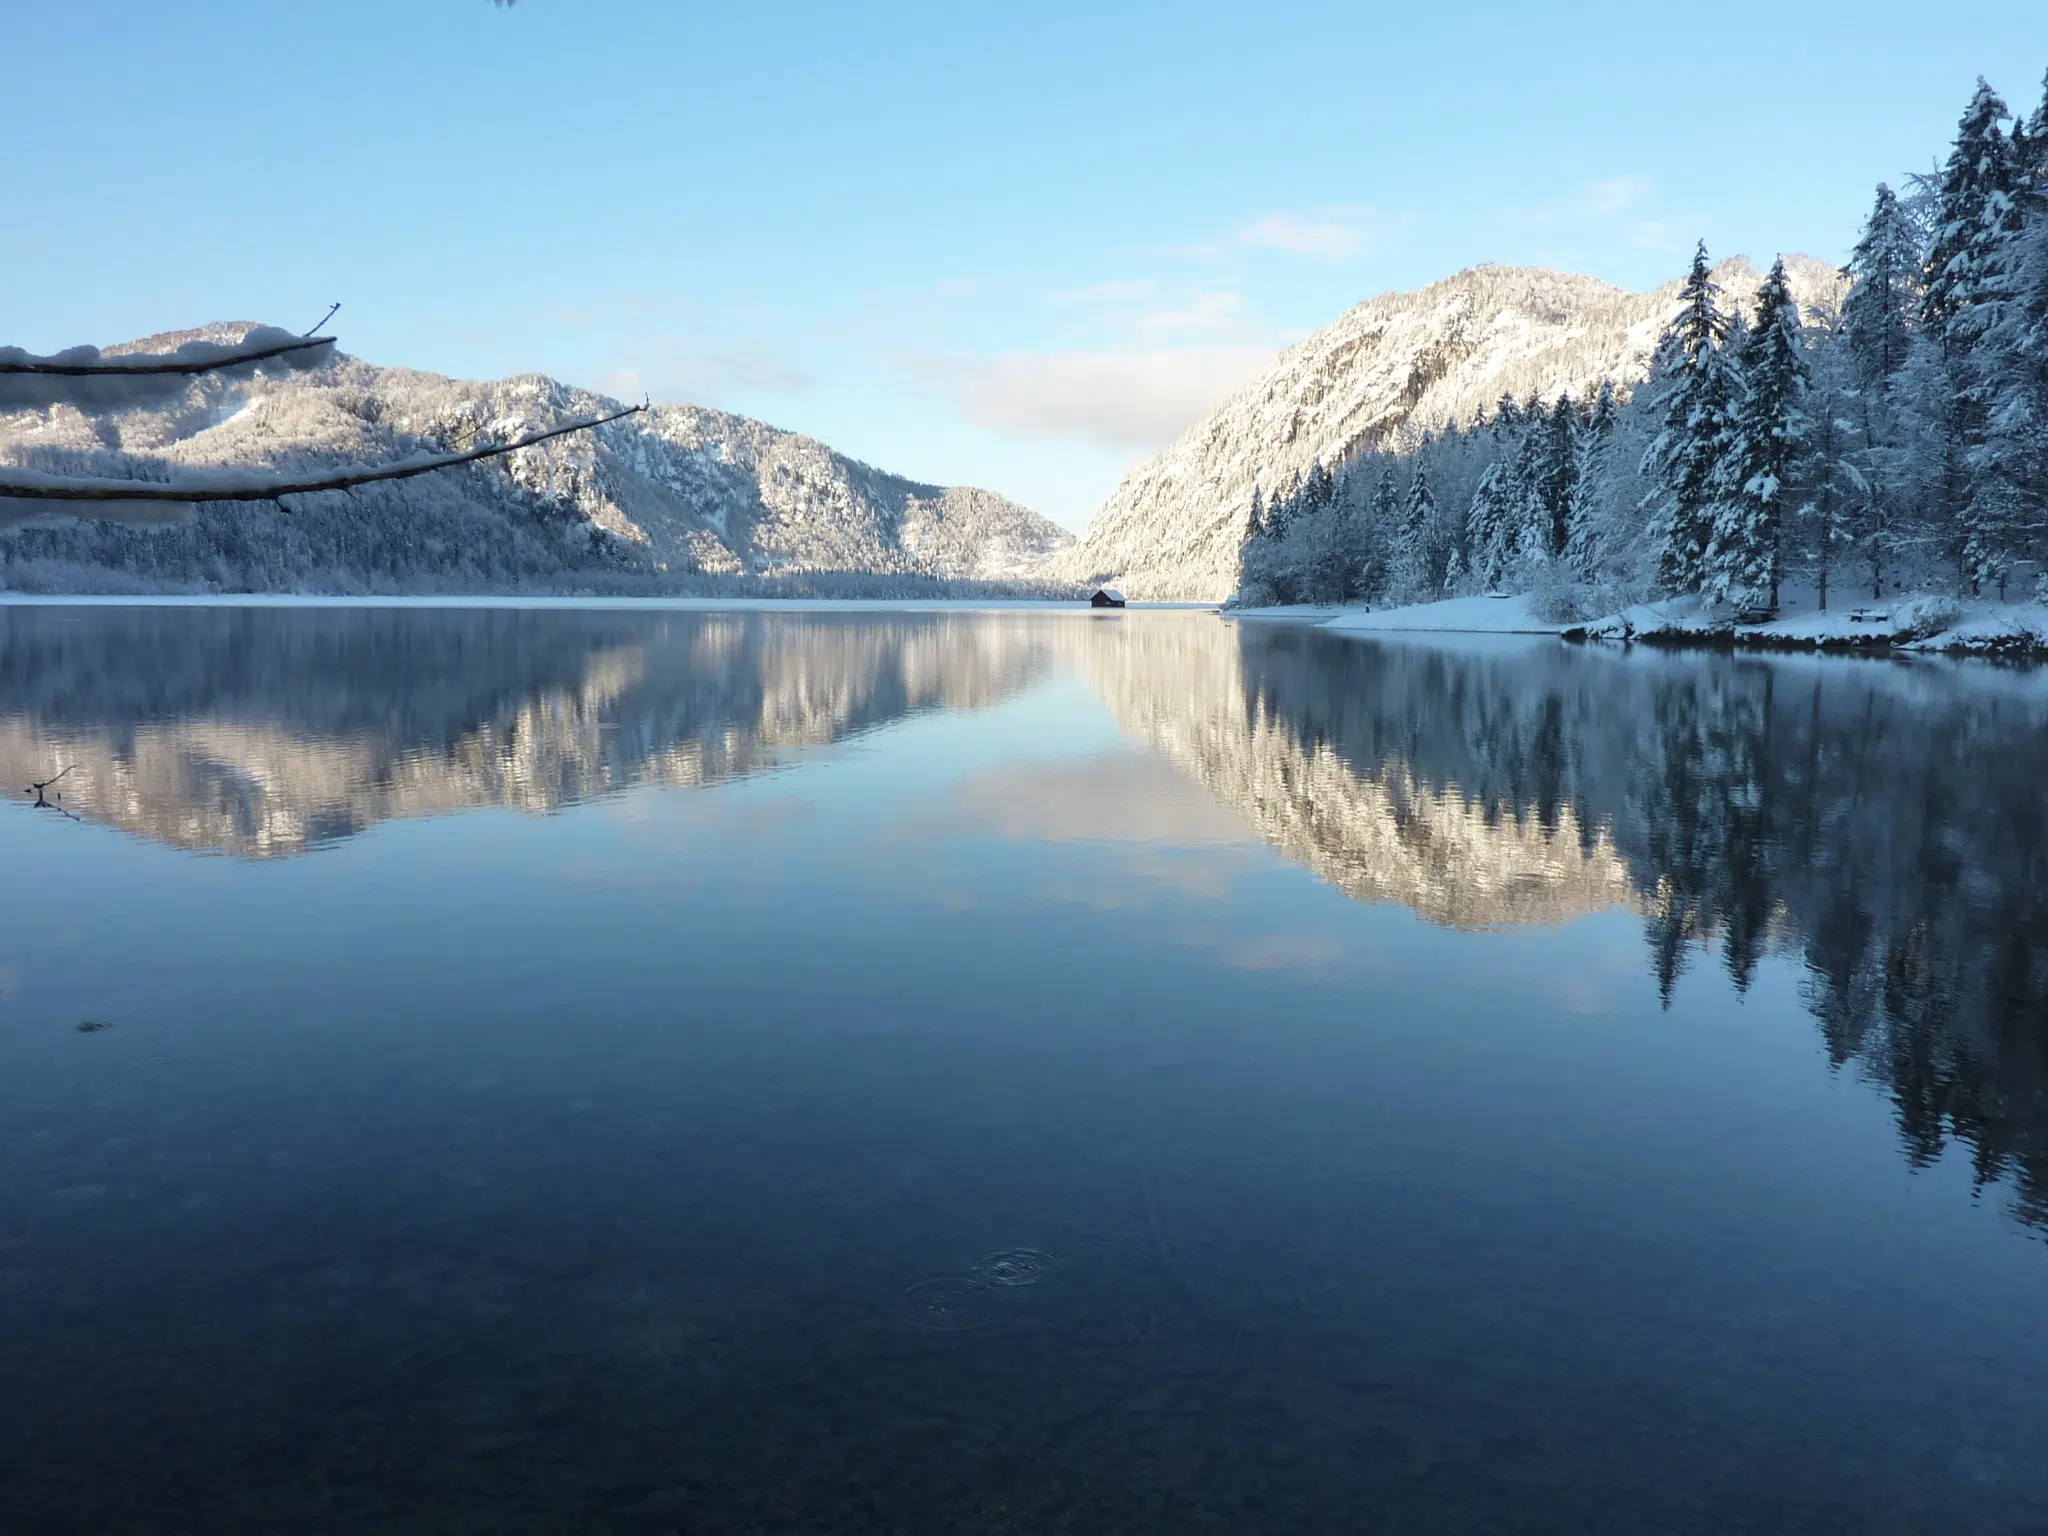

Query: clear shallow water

[0,602,2044,1533]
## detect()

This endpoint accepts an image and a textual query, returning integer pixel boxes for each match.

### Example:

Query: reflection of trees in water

[0,606,1052,856]
[5,606,2043,1222]
[1228,628,2048,1224]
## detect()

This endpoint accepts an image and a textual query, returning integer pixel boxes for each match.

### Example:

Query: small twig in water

[26,766,78,815]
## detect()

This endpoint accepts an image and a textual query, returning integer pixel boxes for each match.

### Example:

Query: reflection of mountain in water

[1076,619,1637,928]
[5,605,2045,1226]
[1219,627,2048,1225]
[0,606,1051,856]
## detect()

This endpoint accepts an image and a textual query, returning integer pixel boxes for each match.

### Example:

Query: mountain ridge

[0,325,1072,593]
[1054,256,1849,600]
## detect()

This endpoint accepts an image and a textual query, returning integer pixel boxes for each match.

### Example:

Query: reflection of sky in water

[0,607,2045,1531]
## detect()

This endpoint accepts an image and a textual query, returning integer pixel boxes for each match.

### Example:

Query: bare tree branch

[0,403,646,507]
[1,325,342,413]
[0,333,334,380]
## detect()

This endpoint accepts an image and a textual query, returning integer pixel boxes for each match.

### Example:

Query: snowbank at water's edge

[1229,586,2048,656]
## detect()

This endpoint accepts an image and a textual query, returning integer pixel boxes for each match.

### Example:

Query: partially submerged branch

[0,403,647,522]
[26,764,75,813]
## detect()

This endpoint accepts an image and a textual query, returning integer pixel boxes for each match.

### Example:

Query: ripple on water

[901,1276,1000,1331]
[967,1248,1058,1287]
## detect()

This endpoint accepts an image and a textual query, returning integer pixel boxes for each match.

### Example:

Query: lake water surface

[1,602,2045,1533]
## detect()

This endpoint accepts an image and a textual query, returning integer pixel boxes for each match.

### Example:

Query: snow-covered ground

[1231,584,2048,656]
[1576,584,2048,655]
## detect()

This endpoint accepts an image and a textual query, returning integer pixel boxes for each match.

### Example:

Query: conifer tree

[1924,81,2018,343]
[1707,258,1808,609]
[1641,242,1737,594]
[1370,466,1399,532]
[1800,313,1867,611]
[1564,381,1618,578]
[2024,69,2048,183]
[1965,115,2048,595]
[1265,471,1301,539]
[1466,462,1513,588]
[1394,461,1441,599]
[1509,426,1548,570]
[1841,184,1923,391]
[1534,395,1580,559]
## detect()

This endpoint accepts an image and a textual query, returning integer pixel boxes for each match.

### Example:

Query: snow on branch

[0,326,337,412]
[0,403,646,526]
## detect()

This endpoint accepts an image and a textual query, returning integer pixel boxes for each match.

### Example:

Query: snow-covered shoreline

[1229,588,2048,657]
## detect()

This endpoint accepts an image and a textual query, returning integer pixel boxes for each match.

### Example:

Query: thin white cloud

[1578,176,1653,218]
[1235,205,1409,260]
[1150,205,1409,265]
[602,341,814,403]
[1500,176,1692,254]
[1048,278,1158,306]
[904,345,1278,453]
[1238,211,1363,257]
[1132,291,1252,338]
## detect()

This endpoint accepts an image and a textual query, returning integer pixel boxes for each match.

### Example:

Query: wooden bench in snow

[1848,608,1890,624]
[1089,588,1127,608]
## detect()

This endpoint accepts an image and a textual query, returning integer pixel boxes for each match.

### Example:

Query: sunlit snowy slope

[1055,258,1846,601]
[0,325,1071,592]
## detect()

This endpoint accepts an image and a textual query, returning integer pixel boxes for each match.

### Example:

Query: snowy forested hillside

[1053,258,1844,600]
[1088,69,2048,615]
[0,328,1072,593]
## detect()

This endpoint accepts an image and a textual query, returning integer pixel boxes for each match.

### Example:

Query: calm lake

[1,601,2044,1533]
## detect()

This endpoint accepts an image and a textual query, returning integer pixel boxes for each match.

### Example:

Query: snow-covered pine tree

[1332,472,1379,601]
[1465,461,1512,589]
[1923,83,2019,342]
[1966,99,2048,595]
[1841,184,1923,392]
[1369,465,1399,536]
[1835,182,1933,596]
[1799,308,1869,611]
[1265,471,1302,539]
[1640,243,1738,595]
[1564,381,1617,578]
[1533,395,1579,561]
[1492,394,1522,439]
[2025,69,2048,179]
[1507,425,1548,573]
[1707,258,1808,610]
[1922,82,2029,589]
[1303,459,1336,514]
[1393,460,1442,600]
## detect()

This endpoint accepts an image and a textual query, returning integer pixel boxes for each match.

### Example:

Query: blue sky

[7,2,2047,530]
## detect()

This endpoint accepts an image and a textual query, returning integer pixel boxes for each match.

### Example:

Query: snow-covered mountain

[1054,257,1848,600]
[0,325,1071,593]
